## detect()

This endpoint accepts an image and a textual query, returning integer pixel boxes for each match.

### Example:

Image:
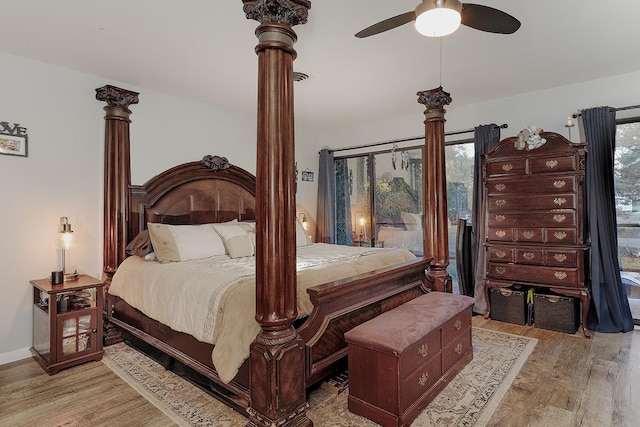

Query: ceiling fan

[355,0,520,38]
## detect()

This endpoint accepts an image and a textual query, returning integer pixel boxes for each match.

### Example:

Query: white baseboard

[0,347,31,366]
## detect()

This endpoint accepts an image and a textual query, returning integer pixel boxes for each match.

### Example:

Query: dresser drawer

[487,262,579,286]
[488,246,515,262]
[530,155,577,174]
[545,228,577,244]
[516,248,544,264]
[488,194,576,211]
[488,228,515,242]
[486,158,527,177]
[515,228,544,243]
[488,211,576,228]
[398,327,442,379]
[442,309,472,346]
[544,250,578,267]
[487,175,577,195]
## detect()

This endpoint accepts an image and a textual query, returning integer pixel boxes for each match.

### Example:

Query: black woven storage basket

[534,292,580,334]
[489,286,527,325]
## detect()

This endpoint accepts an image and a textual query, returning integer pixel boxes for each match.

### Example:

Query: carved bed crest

[201,155,230,171]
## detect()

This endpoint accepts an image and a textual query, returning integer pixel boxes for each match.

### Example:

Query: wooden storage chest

[344,292,475,427]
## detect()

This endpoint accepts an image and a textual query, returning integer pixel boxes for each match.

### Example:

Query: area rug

[102,328,536,426]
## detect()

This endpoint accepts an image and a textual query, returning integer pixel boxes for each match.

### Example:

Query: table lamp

[56,216,79,281]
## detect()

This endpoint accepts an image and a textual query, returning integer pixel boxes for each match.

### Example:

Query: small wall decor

[0,121,28,157]
[302,169,314,182]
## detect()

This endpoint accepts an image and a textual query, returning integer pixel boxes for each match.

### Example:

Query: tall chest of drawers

[482,132,591,338]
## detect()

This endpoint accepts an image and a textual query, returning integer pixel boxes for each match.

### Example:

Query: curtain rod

[327,123,508,153]
[572,104,640,118]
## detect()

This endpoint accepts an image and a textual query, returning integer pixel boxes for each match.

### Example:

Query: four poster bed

[103,154,431,405]
[97,2,453,425]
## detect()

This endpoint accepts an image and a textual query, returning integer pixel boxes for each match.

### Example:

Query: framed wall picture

[0,134,28,157]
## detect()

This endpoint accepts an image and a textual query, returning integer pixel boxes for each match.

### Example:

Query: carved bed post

[95,85,139,283]
[417,87,452,293]
[243,1,312,426]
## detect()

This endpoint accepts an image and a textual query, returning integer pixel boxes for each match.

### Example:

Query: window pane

[614,122,640,271]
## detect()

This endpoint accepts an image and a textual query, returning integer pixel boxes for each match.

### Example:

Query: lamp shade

[415,0,462,37]
[56,217,75,250]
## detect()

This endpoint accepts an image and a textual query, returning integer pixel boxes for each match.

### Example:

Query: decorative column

[243,1,312,427]
[95,85,139,283]
[417,86,452,293]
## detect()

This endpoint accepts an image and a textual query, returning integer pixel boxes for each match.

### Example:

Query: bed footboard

[298,256,431,386]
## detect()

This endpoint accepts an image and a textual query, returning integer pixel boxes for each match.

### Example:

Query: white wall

[0,52,257,364]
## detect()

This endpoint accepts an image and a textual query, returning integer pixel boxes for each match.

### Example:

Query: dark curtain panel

[582,106,634,332]
[335,158,353,245]
[471,124,501,313]
[316,149,336,243]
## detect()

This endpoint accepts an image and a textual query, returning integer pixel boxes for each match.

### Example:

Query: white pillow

[401,212,422,231]
[147,223,227,262]
[213,223,256,258]
[296,217,312,247]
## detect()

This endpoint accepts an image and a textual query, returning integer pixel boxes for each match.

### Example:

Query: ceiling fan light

[414,0,462,37]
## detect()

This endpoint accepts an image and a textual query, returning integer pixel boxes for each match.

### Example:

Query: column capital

[417,86,452,110]
[95,85,139,109]
[243,0,311,26]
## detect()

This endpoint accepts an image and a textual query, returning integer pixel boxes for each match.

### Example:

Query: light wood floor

[1,318,639,427]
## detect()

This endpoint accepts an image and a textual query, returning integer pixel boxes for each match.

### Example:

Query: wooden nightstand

[30,274,105,375]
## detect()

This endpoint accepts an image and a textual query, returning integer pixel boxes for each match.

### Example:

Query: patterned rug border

[472,328,537,426]
[102,327,537,427]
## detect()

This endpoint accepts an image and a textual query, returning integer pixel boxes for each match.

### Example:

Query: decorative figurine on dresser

[482,130,591,338]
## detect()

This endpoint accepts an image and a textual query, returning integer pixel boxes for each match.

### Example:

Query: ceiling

[2,1,640,131]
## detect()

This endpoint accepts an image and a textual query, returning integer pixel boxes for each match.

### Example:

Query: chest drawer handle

[554,231,567,240]
[418,372,429,386]
[554,253,568,262]
[454,319,462,330]
[522,231,534,239]
[495,214,506,222]
[546,159,559,168]
[501,164,513,172]
[495,183,506,191]
[523,252,535,260]
[553,214,567,223]
[454,343,463,355]
[418,344,429,358]
[495,266,507,275]
[495,199,506,207]
[495,230,507,238]
[495,250,507,258]
[554,271,568,280]
[554,197,567,206]
[553,180,567,188]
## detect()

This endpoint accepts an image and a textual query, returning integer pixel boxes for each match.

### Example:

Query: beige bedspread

[109,243,416,383]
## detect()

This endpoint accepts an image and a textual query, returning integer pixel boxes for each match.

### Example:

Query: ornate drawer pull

[501,164,513,172]
[554,254,568,262]
[495,214,506,222]
[554,231,567,240]
[496,199,506,207]
[495,183,506,191]
[554,197,567,206]
[495,230,507,238]
[523,252,535,260]
[454,343,463,355]
[418,343,429,357]
[553,214,566,223]
[454,319,462,330]
[553,180,566,188]
[495,266,507,275]
[546,159,559,168]
[554,271,568,280]
[522,231,534,239]
[418,372,429,386]
[495,250,507,258]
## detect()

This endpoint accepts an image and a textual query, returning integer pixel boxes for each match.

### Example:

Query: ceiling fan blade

[355,11,416,38]
[461,3,521,34]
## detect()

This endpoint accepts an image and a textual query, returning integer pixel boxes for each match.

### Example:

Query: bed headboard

[127,155,256,244]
